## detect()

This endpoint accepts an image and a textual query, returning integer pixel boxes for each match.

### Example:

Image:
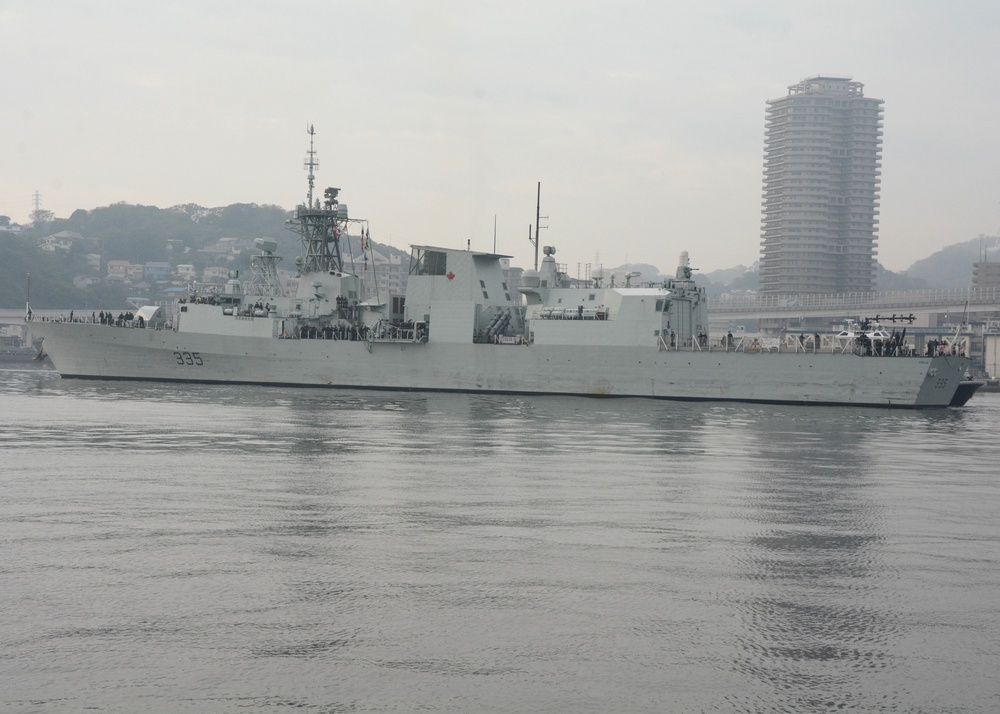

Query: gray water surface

[2,368,999,712]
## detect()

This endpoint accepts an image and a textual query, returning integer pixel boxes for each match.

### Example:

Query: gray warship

[32,129,976,408]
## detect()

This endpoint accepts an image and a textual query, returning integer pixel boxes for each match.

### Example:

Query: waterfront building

[760,76,883,295]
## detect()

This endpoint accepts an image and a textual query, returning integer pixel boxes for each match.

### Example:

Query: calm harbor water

[2,366,999,712]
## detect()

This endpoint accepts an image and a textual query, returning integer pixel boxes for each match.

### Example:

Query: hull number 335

[173,351,204,366]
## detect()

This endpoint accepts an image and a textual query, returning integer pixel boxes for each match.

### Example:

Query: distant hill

[65,202,294,265]
[0,201,404,309]
[874,263,928,292]
[598,262,666,285]
[701,264,756,286]
[904,235,1000,289]
[606,260,930,297]
[3,198,996,308]
[0,233,130,309]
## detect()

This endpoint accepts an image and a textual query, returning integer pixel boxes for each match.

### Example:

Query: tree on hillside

[0,235,114,308]
[30,208,54,228]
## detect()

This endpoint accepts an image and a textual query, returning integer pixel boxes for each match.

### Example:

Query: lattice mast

[244,239,285,297]
[286,125,348,275]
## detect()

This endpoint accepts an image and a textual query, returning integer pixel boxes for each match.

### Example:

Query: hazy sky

[3,0,998,275]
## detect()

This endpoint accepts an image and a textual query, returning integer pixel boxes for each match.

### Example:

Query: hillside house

[73,275,100,289]
[107,260,131,279]
[198,236,245,265]
[38,230,83,252]
[202,266,230,284]
[175,264,197,280]
[143,262,171,280]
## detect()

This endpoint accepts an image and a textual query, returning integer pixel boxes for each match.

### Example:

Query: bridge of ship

[708,287,1000,320]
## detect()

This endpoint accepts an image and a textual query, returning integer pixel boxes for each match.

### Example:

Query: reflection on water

[3,369,1000,711]
[720,409,893,711]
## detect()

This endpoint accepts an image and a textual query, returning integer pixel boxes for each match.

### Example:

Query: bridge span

[709,287,1000,321]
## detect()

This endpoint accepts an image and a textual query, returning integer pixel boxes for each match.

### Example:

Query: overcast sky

[3,0,998,275]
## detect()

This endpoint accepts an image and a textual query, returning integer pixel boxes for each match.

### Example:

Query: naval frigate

[31,128,976,408]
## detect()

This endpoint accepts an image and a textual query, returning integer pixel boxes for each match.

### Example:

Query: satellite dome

[520,269,540,288]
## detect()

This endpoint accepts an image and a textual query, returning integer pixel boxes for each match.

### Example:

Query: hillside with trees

[1,202,294,309]
[1,234,129,309]
[1,201,992,308]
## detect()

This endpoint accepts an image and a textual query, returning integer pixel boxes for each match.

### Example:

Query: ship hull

[32,322,970,408]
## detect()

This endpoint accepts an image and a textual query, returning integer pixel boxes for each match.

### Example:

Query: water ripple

[4,372,1000,711]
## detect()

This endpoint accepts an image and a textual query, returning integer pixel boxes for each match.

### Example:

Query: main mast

[286,125,349,275]
[529,182,545,271]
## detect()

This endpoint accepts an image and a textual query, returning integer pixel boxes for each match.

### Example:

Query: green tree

[30,208,54,227]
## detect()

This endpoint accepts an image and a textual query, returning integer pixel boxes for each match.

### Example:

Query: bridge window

[411,249,447,276]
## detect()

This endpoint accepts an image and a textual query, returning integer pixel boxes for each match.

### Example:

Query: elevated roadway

[709,287,1000,321]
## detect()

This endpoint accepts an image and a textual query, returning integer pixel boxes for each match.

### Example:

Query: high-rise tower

[760,76,883,295]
